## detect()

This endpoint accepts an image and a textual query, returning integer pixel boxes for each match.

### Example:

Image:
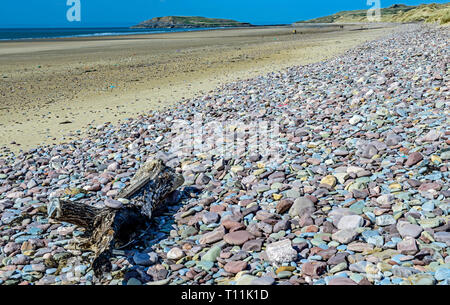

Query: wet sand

[0,25,397,155]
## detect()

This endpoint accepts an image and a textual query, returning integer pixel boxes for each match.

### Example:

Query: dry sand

[0,25,397,155]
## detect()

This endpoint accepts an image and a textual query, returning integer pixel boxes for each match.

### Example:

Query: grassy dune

[297,3,450,25]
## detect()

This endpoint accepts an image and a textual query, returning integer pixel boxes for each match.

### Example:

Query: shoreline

[0,23,387,54]
[0,25,260,43]
[0,24,397,156]
[0,25,294,44]
[0,22,402,43]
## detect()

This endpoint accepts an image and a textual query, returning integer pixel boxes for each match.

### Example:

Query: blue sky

[0,0,448,28]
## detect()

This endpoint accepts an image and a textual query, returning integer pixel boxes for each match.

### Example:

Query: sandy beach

[0,25,396,155]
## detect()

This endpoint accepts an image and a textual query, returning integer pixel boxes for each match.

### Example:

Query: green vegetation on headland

[296,3,450,25]
[131,16,252,29]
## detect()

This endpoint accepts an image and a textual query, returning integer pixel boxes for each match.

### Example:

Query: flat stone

[397,238,418,255]
[224,261,248,274]
[285,189,300,198]
[405,152,423,167]
[202,212,219,224]
[277,271,292,279]
[334,149,349,156]
[273,219,289,233]
[104,198,123,209]
[392,266,418,278]
[347,242,374,253]
[107,162,118,171]
[222,219,245,231]
[332,229,359,244]
[349,261,368,273]
[421,129,442,142]
[201,246,221,262]
[349,115,363,125]
[408,273,435,285]
[316,248,337,260]
[276,266,296,274]
[195,173,210,185]
[435,268,450,281]
[328,277,357,285]
[329,207,357,227]
[197,261,214,271]
[434,232,450,246]
[418,218,441,229]
[418,182,442,192]
[236,275,257,285]
[441,151,450,160]
[334,173,349,184]
[167,247,184,260]
[361,144,378,159]
[337,215,364,230]
[265,239,297,264]
[376,194,394,205]
[180,226,198,238]
[276,199,293,214]
[251,276,275,285]
[346,166,365,175]
[376,215,396,226]
[320,175,337,187]
[288,197,315,217]
[329,262,347,274]
[302,261,327,276]
[385,133,403,146]
[242,175,256,185]
[11,254,29,265]
[242,239,263,252]
[3,242,20,255]
[199,226,225,244]
[396,221,423,238]
[231,165,244,173]
[223,230,254,245]
[133,252,158,266]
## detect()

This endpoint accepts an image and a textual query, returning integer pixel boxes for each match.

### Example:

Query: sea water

[0,27,225,41]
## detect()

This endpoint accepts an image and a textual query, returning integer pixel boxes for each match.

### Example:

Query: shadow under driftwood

[47,159,190,282]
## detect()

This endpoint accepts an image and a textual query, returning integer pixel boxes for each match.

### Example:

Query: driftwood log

[47,159,184,277]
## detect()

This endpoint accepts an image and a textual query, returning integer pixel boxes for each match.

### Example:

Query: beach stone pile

[0,24,448,285]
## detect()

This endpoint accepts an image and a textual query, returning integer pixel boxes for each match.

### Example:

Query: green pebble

[311,238,326,246]
[236,275,257,285]
[185,260,196,268]
[180,226,198,238]
[293,237,306,244]
[407,274,435,285]
[329,262,347,274]
[328,241,340,247]
[350,273,364,283]
[349,201,365,214]
[277,271,292,279]
[201,246,221,262]
[285,190,300,198]
[418,218,441,229]
[196,261,214,271]
[271,182,283,190]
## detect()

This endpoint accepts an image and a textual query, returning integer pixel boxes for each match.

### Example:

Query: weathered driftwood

[47,159,184,277]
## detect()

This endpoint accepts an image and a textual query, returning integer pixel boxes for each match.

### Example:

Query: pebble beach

[0,24,448,286]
